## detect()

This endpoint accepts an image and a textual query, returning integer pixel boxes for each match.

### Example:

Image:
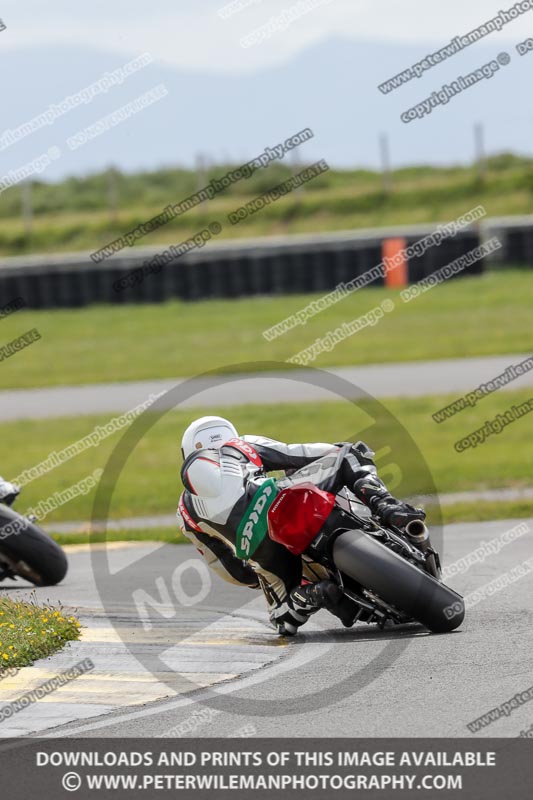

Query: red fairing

[224,438,263,468]
[267,482,335,556]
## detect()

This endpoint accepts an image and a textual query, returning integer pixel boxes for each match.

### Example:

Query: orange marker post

[383,237,408,288]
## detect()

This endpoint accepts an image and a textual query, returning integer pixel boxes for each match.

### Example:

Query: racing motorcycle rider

[177,415,427,636]
[0,477,20,507]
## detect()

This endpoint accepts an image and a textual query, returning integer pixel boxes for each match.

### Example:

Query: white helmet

[181,415,238,459]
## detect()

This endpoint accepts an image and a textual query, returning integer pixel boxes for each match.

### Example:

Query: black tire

[333,529,465,633]
[0,505,68,587]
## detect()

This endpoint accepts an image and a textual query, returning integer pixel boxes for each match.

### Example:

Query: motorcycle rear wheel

[333,529,464,633]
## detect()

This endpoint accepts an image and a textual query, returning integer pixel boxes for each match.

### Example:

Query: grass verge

[1,156,533,256]
[438,500,533,525]
[2,388,532,526]
[0,270,531,388]
[52,528,186,546]
[0,597,81,671]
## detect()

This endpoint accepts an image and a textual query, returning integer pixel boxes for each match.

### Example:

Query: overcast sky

[2,0,529,72]
[1,1,530,175]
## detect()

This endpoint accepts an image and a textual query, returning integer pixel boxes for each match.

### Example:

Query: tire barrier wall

[0,226,489,310]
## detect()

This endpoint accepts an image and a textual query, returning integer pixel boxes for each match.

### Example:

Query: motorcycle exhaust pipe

[405,519,430,549]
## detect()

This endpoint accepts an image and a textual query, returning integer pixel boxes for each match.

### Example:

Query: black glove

[0,481,20,507]
[353,475,425,529]
[372,498,426,529]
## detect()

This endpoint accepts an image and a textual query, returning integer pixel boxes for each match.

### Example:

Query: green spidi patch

[236,478,278,560]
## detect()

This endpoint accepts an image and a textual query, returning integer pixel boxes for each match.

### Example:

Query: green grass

[53,528,186,546]
[2,188,529,254]
[3,388,532,528]
[2,155,533,255]
[0,598,81,671]
[439,500,533,525]
[0,270,531,389]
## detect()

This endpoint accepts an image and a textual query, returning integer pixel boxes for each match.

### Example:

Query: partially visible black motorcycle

[0,503,68,587]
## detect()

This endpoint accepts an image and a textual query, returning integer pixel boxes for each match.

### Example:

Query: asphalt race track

[0,355,531,420]
[1,518,531,738]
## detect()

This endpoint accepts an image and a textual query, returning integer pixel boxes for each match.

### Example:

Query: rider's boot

[301,581,357,627]
[271,580,354,635]
[283,580,356,634]
[270,586,318,636]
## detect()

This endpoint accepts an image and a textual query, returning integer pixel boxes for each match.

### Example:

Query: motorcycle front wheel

[0,505,68,587]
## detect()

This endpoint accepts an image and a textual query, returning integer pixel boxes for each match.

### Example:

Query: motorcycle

[0,503,68,587]
[267,482,465,633]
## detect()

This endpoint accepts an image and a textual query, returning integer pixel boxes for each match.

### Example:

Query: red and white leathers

[176,436,378,612]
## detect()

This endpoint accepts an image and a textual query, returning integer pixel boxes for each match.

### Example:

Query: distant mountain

[1,37,530,180]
